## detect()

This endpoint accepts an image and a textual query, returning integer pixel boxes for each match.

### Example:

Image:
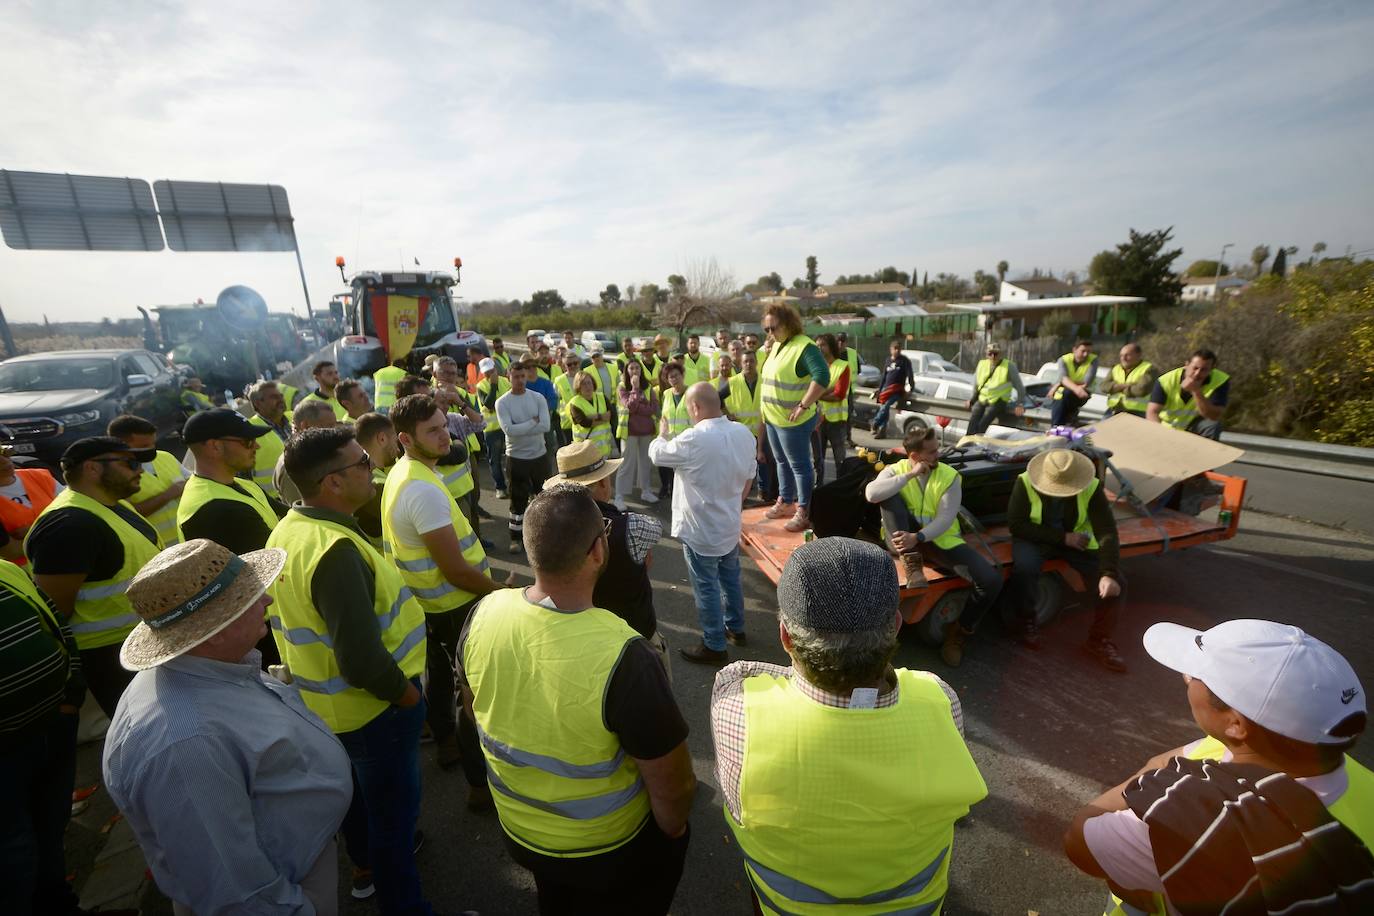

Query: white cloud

[1,0,1372,325]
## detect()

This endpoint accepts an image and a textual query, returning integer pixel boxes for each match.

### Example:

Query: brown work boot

[437,734,462,770]
[941,622,968,667]
[765,498,793,519]
[900,551,926,588]
[1084,637,1128,673]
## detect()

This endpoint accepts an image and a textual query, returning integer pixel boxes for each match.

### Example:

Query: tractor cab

[151,300,266,396]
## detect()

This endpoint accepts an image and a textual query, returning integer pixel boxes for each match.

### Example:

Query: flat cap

[778,537,898,632]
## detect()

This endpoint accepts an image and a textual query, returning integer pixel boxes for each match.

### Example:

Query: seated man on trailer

[864,426,1004,669]
[1008,449,1126,673]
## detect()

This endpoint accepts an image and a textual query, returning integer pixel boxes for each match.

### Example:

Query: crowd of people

[3,302,1364,916]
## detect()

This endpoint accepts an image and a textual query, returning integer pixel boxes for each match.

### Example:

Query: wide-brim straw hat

[120,539,286,671]
[544,440,622,489]
[1025,448,1096,498]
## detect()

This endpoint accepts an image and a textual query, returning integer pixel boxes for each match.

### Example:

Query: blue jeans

[339,686,431,916]
[0,711,80,916]
[683,544,746,652]
[765,413,818,507]
[484,428,507,490]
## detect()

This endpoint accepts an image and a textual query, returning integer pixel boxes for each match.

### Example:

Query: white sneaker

[612,498,628,511]
[640,490,659,504]
[496,489,509,499]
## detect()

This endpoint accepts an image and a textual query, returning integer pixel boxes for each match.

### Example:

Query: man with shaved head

[649,382,757,666]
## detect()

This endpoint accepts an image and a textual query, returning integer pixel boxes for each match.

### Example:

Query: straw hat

[543,440,622,489]
[119,539,286,671]
[1025,449,1096,498]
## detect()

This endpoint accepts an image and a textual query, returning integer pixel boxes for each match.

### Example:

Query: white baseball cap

[478,357,496,373]
[1144,619,1365,745]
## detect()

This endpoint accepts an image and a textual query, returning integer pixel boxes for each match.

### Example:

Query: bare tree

[665,257,738,346]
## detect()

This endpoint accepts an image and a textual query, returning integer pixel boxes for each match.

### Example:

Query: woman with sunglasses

[758,303,830,532]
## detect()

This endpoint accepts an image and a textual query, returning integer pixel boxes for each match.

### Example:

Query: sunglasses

[215,436,259,449]
[316,451,372,483]
[584,516,613,554]
[90,456,142,470]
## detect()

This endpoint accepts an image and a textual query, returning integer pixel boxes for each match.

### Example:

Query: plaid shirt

[710,661,964,821]
[622,511,662,564]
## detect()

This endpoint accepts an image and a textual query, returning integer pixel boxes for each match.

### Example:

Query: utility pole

[1212,242,1234,304]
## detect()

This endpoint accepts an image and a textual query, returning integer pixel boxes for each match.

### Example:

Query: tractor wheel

[915,591,970,646]
[997,572,1063,631]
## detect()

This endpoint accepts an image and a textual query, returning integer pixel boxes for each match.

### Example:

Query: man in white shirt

[649,382,757,666]
[1064,619,1371,915]
[495,361,550,555]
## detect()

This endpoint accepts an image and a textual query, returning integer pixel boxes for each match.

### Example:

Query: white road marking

[1207,547,1374,596]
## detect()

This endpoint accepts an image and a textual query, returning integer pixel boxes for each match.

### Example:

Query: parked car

[1033,361,1111,417]
[581,330,617,351]
[901,349,962,376]
[0,349,186,471]
[855,354,880,387]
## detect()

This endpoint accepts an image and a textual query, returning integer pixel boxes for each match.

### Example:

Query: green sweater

[0,569,85,747]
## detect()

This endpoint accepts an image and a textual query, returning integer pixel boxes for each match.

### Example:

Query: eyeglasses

[761,323,777,333]
[91,456,141,470]
[316,451,372,483]
[584,516,613,554]
[215,436,258,449]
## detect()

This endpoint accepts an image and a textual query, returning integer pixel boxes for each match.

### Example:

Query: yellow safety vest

[1019,473,1099,549]
[891,460,964,550]
[680,351,710,386]
[1103,735,1374,916]
[1053,354,1098,400]
[438,452,474,502]
[570,393,613,457]
[279,384,302,410]
[821,359,850,424]
[588,361,620,400]
[1156,367,1229,429]
[27,490,161,650]
[309,390,350,421]
[463,588,653,858]
[477,376,512,433]
[843,346,859,388]
[181,389,213,412]
[380,456,490,614]
[660,389,690,440]
[247,415,288,500]
[760,335,817,428]
[974,358,1015,404]
[266,509,427,734]
[445,389,483,454]
[132,450,187,546]
[372,365,407,412]
[553,374,576,431]
[643,354,667,386]
[176,475,279,543]
[492,351,512,373]
[1105,361,1154,414]
[726,374,763,438]
[729,669,987,915]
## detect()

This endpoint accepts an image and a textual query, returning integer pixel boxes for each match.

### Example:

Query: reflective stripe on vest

[760,335,817,427]
[660,390,690,440]
[975,358,1014,404]
[440,457,474,501]
[727,373,762,437]
[462,588,651,857]
[176,475,278,543]
[553,375,575,430]
[1157,367,1229,429]
[266,509,427,733]
[477,377,512,432]
[892,459,964,550]
[1053,354,1097,399]
[1107,361,1154,414]
[821,359,850,423]
[1020,473,1099,550]
[129,450,185,543]
[380,456,490,614]
[247,415,287,500]
[372,365,407,411]
[28,489,161,650]
[729,669,987,916]
[570,393,613,457]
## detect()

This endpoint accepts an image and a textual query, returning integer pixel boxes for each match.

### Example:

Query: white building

[1180,276,1249,302]
[999,278,1079,302]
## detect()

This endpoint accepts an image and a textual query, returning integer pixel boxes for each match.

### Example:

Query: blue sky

[2,0,1372,322]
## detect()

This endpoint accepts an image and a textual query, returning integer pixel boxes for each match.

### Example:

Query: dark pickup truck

[0,349,185,472]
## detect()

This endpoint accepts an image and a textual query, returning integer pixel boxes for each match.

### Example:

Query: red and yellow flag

[370,294,430,361]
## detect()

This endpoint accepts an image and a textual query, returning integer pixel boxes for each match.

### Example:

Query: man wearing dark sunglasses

[25,436,163,719]
[177,410,290,665]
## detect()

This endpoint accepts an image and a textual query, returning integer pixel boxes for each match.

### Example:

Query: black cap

[183,408,273,445]
[61,436,156,467]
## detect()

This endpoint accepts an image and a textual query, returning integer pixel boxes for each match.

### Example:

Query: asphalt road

[66,434,1374,916]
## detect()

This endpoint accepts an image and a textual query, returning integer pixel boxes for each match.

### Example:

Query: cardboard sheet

[1088,413,1244,503]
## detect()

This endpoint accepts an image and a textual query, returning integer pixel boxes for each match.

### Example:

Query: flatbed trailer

[740,470,1247,644]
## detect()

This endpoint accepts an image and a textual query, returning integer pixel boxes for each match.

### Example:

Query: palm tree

[996,260,1009,302]
[1312,241,1327,265]
[1250,245,1270,278]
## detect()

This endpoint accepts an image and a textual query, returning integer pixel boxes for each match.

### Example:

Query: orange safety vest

[0,469,59,566]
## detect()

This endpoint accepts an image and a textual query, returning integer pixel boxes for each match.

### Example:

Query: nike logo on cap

[1342,688,1359,705]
